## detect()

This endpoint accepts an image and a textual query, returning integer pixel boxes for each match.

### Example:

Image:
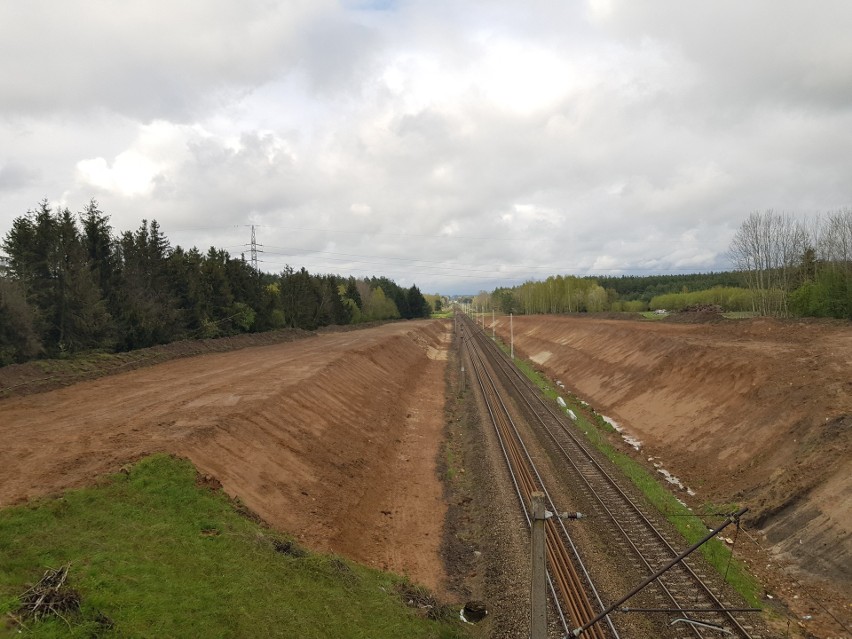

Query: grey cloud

[0,1,337,121]
[151,132,307,225]
[602,1,852,113]
[294,16,383,95]
[0,162,39,191]
[1,1,851,294]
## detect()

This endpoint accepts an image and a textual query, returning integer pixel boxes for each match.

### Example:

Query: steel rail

[461,317,617,639]
[465,314,759,639]
[467,333,603,638]
[468,317,745,637]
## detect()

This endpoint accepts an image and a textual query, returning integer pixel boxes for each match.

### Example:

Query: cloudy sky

[1,1,850,294]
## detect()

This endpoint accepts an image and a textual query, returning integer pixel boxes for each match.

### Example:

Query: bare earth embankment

[0,320,452,594]
[494,314,851,637]
[3,314,849,635]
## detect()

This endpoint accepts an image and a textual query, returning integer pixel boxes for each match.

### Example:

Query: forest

[476,209,852,319]
[3,203,849,366]
[0,200,431,366]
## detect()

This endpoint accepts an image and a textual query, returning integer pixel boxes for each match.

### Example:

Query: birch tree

[729,210,806,316]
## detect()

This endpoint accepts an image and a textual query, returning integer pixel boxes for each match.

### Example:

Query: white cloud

[0,1,337,120]
[586,0,613,23]
[473,39,574,114]
[1,0,851,293]
[75,121,192,197]
[77,154,158,197]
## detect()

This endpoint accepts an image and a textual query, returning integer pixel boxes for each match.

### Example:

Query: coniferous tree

[114,220,180,349]
[79,200,116,299]
[2,200,435,364]
[406,284,429,318]
[345,277,362,309]
[280,266,318,329]
[2,201,111,354]
[0,277,42,364]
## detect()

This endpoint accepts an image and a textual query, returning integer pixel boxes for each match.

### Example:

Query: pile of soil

[681,303,724,313]
[665,303,725,323]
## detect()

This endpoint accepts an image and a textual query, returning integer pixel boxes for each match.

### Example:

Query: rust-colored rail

[460,313,616,639]
[463,312,761,639]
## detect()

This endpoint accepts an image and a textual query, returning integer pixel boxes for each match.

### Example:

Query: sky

[1,1,851,295]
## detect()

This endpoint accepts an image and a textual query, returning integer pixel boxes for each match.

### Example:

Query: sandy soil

[0,320,451,594]
[493,314,851,638]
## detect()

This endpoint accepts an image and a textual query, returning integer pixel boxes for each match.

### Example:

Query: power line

[166,222,730,251]
[258,258,530,281]
[260,247,729,275]
[161,224,735,277]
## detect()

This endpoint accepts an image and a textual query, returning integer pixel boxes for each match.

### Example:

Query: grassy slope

[0,455,466,639]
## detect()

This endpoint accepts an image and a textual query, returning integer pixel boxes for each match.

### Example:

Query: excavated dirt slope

[494,314,851,634]
[0,320,451,593]
[3,314,848,634]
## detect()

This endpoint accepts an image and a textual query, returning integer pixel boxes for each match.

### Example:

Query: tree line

[0,200,431,365]
[475,274,744,315]
[596,272,743,303]
[470,208,850,320]
[729,208,852,318]
[483,277,608,315]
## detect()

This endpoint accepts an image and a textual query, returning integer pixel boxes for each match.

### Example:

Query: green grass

[577,425,761,606]
[495,341,762,608]
[493,341,555,399]
[0,455,468,639]
[444,446,460,481]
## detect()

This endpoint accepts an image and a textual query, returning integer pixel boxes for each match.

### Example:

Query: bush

[790,271,852,319]
[649,287,755,312]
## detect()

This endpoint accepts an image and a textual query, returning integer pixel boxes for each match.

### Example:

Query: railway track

[460,314,617,638]
[458,313,763,639]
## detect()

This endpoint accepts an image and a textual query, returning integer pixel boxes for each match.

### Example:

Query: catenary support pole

[530,492,547,639]
[510,313,514,359]
[459,328,465,393]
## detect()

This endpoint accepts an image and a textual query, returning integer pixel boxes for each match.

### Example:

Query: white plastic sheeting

[601,414,643,451]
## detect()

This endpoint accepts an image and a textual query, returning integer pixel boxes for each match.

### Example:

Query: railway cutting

[457,312,766,639]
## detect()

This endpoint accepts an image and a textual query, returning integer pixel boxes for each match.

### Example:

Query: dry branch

[16,564,80,624]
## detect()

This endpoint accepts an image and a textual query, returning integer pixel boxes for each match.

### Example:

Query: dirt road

[0,320,451,593]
